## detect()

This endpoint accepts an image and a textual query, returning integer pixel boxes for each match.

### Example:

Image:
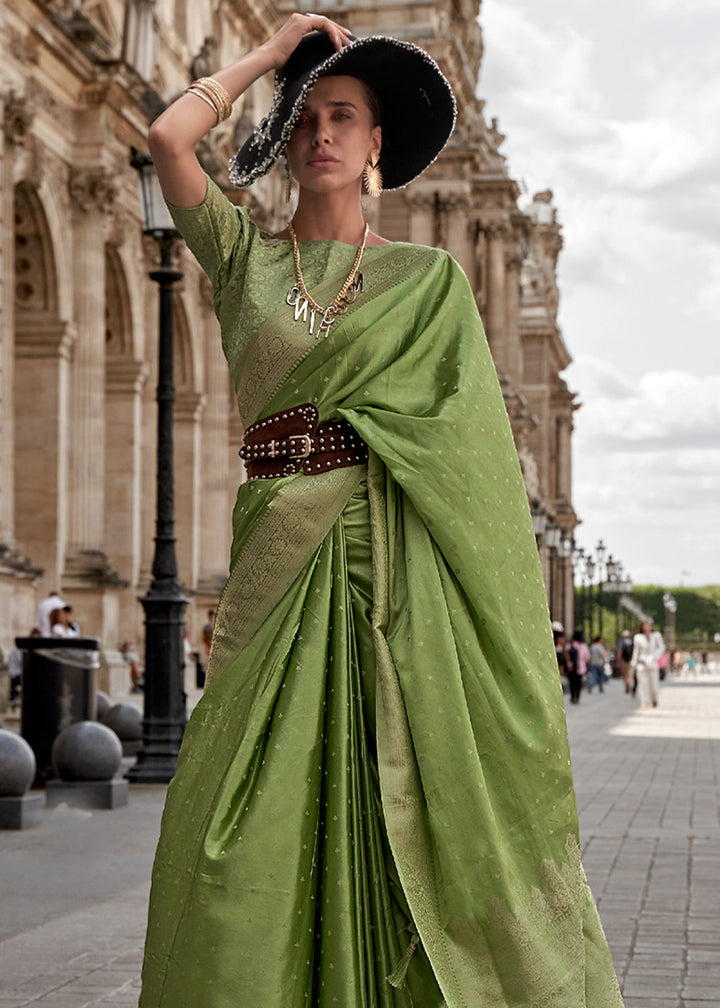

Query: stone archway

[13,181,73,589]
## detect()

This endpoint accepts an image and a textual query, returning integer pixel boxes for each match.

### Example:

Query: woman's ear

[370,125,382,162]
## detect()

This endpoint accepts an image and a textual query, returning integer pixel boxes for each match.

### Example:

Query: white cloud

[574,363,720,447]
[568,358,720,584]
[479,0,720,583]
[647,0,719,12]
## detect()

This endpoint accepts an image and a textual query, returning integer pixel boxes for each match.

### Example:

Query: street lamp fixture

[530,500,548,539]
[595,539,607,565]
[131,149,177,234]
[573,546,587,640]
[663,591,678,651]
[126,149,188,785]
[545,524,561,550]
[555,532,573,630]
[556,536,572,560]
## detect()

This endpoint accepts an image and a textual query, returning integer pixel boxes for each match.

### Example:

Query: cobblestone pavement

[567,671,720,1008]
[1,673,718,1007]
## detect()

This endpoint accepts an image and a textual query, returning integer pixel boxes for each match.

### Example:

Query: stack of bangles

[183,77,233,124]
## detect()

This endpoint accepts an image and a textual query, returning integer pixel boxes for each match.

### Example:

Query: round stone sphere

[51,721,123,782]
[95,690,111,722]
[103,703,142,741]
[0,730,36,796]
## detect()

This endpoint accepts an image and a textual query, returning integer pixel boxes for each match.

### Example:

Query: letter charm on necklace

[288,223,369,339]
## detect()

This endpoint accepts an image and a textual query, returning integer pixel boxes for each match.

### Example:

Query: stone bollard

[103,703,142,756]
[46,721,128,810]
[95,690,112,722]
[0,729,43,828]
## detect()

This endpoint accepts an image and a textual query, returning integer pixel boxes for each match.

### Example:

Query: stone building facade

[0,0,577,690]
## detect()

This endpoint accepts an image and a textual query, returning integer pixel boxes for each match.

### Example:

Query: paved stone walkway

[1,671,718,1006]
[567,671,720,1007]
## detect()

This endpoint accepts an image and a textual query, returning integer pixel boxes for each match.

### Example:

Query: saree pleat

[142,483,444,1007]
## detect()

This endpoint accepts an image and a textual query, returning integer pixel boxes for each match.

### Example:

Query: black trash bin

[16,637,100,785]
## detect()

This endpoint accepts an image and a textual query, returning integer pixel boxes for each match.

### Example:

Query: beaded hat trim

[229,34,457,192]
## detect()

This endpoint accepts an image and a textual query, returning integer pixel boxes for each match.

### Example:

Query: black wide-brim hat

[229,32,457,191]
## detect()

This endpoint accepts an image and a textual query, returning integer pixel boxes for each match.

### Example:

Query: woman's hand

[260,13,352,69]
[148,13,352,208]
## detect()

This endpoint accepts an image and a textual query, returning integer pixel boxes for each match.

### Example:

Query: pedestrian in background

[34,589,64,636]
[200,609,214,662]
[7,641,22,707]
[588,634,608,694]
[120,641,143,693]
[632,620,665,709]
[49,607,71,638]
[572,629,591,695]
[557,631,581,704]
[62,605,80,637]
[616,628,634,694]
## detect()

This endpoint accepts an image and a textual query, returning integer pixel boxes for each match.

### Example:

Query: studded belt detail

[239,403,368,480]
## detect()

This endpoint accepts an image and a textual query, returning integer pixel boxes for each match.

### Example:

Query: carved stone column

[504,246,523,386]
[439,193,471,278]
[122,0,159,81]
[485,221,509,374]
[105,357,149,637]
[64,166,117,581]
[14,321,76,586]
[174,390,206,596]
[473,223,488,315]
[196,280,232,603]
[406,189,436,247]
[556,413,573,502]
[1,90,34,551]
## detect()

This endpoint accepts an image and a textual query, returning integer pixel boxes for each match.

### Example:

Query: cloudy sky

[477,0,719,587]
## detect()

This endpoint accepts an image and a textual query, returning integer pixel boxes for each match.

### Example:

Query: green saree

[139,179,623,1008]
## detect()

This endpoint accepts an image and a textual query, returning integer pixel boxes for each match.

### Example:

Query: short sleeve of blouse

[166,175,252,289]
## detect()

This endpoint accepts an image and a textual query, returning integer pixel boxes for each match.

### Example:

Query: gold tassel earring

[284,161,293,203]
[363,157,383,198]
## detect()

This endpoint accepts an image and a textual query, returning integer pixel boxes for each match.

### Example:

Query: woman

[588,633,608,694]
[631,619,665,709]
[616,628,635,693]
[570,628,590,699]
[140,14,623,1008]
[49,607,70,638]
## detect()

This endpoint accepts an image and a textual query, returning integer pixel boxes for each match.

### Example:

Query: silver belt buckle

[287,434,313,461]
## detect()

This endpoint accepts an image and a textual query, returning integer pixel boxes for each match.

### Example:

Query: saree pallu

[140,181,624,1007]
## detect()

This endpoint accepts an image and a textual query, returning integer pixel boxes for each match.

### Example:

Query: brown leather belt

[239,403,368,480]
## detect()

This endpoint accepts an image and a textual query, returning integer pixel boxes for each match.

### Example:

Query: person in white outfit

[631,620,665,709]
[34,591,65,636]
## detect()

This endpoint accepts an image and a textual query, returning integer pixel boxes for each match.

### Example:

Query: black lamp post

[585,555,595,638]
[606,556,621,646]
[530,500,548,603]
[126,150,188,784]
[595,539,607,640]
[545,523,561,625]
[557,532,573,632]
[573,545,586,638]
[663,592,677,653]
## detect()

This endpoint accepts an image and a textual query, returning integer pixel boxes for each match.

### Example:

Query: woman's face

[285,75,381,196]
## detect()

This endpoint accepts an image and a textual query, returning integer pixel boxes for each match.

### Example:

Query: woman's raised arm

[148,14,351,208]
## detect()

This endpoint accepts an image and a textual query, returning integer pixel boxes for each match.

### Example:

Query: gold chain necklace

[286,221,369,339]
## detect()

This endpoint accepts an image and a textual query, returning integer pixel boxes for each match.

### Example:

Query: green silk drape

[139,179,623,1008]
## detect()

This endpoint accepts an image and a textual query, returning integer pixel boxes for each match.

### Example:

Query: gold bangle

[185,86,221,120]
[183,77,232,125]
[196,76,232,121]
